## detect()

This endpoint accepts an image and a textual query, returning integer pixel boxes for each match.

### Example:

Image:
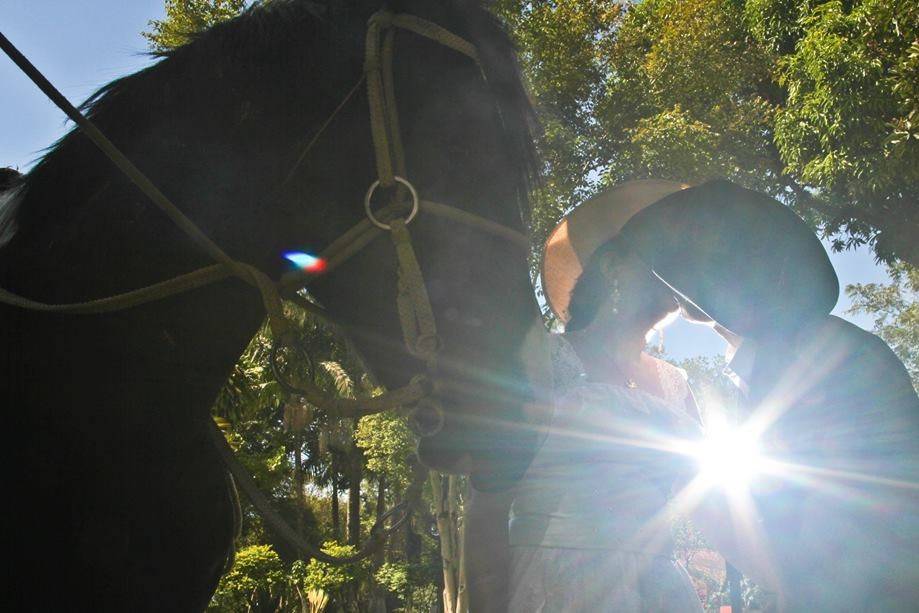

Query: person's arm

[464,484,516,613]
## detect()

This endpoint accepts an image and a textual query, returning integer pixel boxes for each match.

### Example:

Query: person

[465,180,706,612]
[700,314,919,611]
[621,179,919,611]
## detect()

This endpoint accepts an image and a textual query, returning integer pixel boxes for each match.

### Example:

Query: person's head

[565,236,678,338]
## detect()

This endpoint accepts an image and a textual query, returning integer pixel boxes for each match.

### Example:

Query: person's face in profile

[590,252,679,339]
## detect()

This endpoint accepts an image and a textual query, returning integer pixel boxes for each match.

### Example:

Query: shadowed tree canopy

[494,0,918,268]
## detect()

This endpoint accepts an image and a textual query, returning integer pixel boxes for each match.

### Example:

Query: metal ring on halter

[364,175,419,230]
[408,398,445,438]
[370,500,412,539]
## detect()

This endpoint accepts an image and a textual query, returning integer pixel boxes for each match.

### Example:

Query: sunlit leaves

[301,542,370,595]
[143,0,247,52]
[771,0,919,262]
[210,544,286,611]
[495,0,918,266]
[355,411,416,489]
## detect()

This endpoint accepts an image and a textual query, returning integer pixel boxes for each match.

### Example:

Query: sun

[693,421,766,494]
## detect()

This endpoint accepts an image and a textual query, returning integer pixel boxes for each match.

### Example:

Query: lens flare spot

[694,423,766,493]
[284,251,326,273]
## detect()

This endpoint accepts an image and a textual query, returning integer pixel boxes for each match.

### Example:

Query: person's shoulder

[801,316,913,389]
[795,315,919,449]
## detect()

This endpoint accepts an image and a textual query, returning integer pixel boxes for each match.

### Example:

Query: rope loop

[408,398,445,438]
[270,334,432,419]
[369,499,411,540]
[412,332,441,358]
[269,332,316,394]
[367,8,394,29]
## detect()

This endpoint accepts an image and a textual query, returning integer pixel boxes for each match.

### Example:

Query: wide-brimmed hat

[542,179,688,323]
[619,179,839,337]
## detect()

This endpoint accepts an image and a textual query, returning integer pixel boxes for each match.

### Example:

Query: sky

[1,1,892,361]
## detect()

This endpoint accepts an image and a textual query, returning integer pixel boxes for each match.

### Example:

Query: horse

[0,1,549,609]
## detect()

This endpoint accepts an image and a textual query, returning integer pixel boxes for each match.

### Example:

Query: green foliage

[209,545,370,612]
[302,541,370,609]
[374,562,440,612]
[744,0,809,55]
[374,562,411,600]
[774,0,919,260]
[355,411,416,489]
[143,0,247,52]
[623,106,723,180]
[495,0,919,267]
[493,0,628,243]
[494,0,779,251]
[846,262,919,390]
[210,544,286,611]
[408,584,440,612]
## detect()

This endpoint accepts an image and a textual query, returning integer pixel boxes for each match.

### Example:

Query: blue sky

[1,1,891,360]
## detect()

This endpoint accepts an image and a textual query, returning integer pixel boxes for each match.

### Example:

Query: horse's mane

[0,169,23,246]
[1,0,538,245]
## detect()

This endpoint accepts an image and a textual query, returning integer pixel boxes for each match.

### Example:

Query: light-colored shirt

[509,341,700,551]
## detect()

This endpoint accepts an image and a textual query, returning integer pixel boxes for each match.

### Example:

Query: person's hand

[676,296,713,325]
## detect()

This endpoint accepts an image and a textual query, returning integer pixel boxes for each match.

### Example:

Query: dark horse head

[0,0,548,609]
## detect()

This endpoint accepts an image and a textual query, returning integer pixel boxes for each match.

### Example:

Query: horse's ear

[0,167,23,191]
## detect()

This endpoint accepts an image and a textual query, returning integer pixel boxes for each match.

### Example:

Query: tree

[143,0,247,52]
[770,0,919,263]
[846,262,919,390]
[210,544,286,612]
[494,0,919,267]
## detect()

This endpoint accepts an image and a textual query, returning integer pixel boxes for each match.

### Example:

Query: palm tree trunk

[348,455,361,546]
[331,473,341,542]
[456,479,469,613]
[431,472,461,613]
[295,445,304,539]
[375,475,386,523]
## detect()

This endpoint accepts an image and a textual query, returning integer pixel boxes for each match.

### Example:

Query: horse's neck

[0,214,266,426]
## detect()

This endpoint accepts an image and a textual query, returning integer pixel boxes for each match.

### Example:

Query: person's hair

[565,236,631,333]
